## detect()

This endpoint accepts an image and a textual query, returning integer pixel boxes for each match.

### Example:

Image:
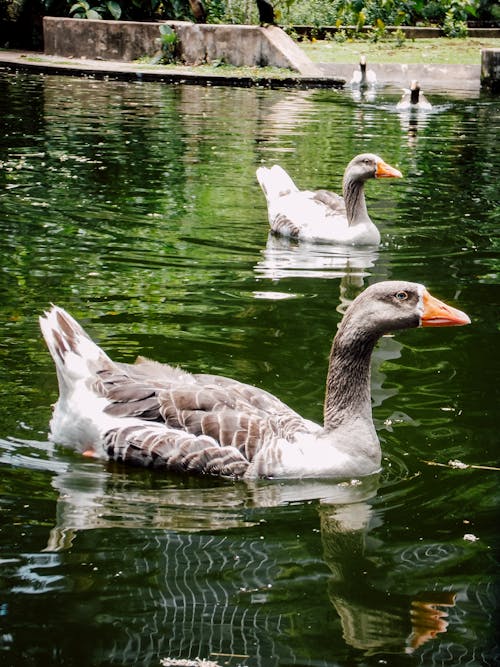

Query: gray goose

[40,282,469,480]
[256,154,402,245]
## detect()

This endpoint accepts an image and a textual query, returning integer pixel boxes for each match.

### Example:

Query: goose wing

[257,165,348,240]
[99,357,313,476]
[267,189,347,239]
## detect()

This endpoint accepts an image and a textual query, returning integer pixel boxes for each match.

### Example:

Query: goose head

[343,153,403,186]
[325,281,469,434]
[339,281,470,340]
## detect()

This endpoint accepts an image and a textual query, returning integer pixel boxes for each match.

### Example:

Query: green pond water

[0,71,498,666]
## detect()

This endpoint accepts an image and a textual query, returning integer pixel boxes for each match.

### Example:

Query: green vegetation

[68,1,122,20]
[6,0,500,27]
[0,0,498,52]
[136,61,298,78]
[279,0,498,34]
[158,23,178,63]
[301,36,500,65]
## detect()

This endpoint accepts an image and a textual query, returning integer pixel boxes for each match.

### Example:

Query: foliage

[204,0,257,24]
[43,0,198,20]
[443,12,468,36]
[25,0,500,26]
[68,0,121,19]
[158,22,177,62]
[278,0,492,34]
[1,0,498,52]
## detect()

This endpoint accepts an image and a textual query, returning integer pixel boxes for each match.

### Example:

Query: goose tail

[39,305,112,395]
[256,164,298,203]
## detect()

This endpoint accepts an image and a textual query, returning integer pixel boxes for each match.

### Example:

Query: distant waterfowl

[350,56,377,88]
[397,80,432,111]
[40,282,470,480]
[256,153,402,245]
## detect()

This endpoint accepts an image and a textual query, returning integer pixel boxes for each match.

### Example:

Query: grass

[135,37,500,75]
[299,36,500,65]
[134,61,297,78]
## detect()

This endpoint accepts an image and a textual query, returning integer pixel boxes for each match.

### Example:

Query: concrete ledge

[2,50,485,93]
[321,62,481,91]
[0,51,342,89]
[42,17,324,76]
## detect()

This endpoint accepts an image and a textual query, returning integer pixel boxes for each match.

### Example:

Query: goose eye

[395,291,408,301]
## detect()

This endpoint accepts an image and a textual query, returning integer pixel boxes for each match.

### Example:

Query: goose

[350,56,377,88]
[256,153,402,245]
[396,80,432,111]
[40,282,470,480]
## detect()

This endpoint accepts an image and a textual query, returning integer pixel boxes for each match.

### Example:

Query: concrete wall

[322,62,481,91]
[44,17,162,62]
[43,17,322,76]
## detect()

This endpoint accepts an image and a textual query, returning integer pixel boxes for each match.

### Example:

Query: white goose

[40,282,469,480]
[350,55,377,89]
[396,80,432,111]
[256,154,402,245]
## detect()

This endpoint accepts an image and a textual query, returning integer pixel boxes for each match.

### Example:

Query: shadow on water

[0,72,498,666]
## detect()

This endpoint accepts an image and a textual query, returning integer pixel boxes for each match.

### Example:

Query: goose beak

[375,160,403,179]
[421,290,471,327]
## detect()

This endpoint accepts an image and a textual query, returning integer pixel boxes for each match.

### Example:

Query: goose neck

[343,174,370,226]
[323,322,376,431]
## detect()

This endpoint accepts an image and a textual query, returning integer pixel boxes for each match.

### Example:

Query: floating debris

[160,658,223,667]
[422,459,500,471]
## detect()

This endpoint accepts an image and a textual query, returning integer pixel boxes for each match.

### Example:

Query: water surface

[0,72,498,666]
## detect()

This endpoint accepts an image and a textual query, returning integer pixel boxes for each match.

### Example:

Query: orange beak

[375,160,403,179]
[421,290,471,327]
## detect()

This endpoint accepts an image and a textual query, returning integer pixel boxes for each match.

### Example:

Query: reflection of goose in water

[395,82,434,148]
[43,461,383,550]
[254,232,380,281]
[256,90,315,141]
[2,437,495,665]
[351,84,377,104]
[254,239,408,414]
[319,502,456,655]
